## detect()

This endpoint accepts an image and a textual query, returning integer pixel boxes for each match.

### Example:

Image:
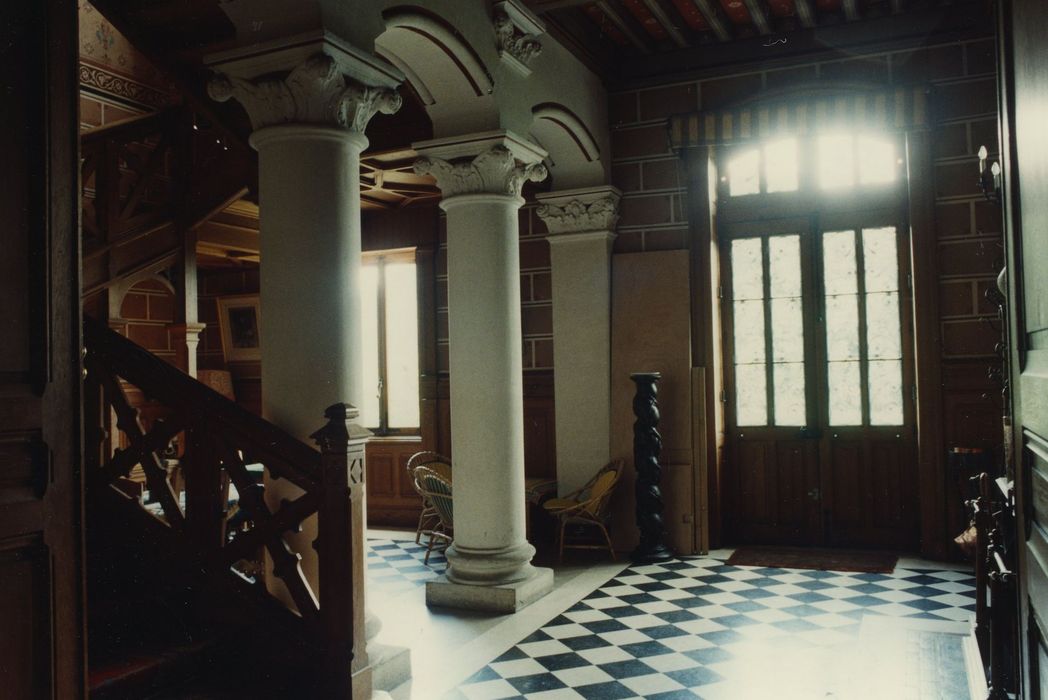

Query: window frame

[362,247,421,437]
[716,131,914,434]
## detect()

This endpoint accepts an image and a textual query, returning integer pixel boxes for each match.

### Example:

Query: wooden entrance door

[0,2,85,698]
[1000,0,1048,695]
[724,213,918,548]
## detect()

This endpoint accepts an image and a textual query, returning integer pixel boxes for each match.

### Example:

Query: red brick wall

[434,203,554,373]
[609,35,1004,538]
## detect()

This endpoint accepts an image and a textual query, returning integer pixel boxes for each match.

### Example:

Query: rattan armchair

[412,465,453,564]
[542,460,623,562]
[406,451,452,545]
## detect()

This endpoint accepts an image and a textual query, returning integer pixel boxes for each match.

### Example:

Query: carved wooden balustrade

[80,108,254,298]
[83,317,359,697]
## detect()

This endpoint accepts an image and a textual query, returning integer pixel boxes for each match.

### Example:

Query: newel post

[312,403,372,698]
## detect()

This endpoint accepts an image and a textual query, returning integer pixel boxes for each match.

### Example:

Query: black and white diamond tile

[367,537,447,595]
[451,556,975,700]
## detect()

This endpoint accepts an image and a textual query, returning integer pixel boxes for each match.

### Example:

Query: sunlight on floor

[366,530,976,700]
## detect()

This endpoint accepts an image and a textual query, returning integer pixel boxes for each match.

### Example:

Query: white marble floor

[366,529,976,700]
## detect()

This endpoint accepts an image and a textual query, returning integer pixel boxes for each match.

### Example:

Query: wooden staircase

[83,318,363,698]
[80,105,255,299]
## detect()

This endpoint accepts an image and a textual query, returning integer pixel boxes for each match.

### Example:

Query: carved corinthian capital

[414,146,548,198]
[494,11,543,70]
[536,196,620,234]
[208,53,402,132]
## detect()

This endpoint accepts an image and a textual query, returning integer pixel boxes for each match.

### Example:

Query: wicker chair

[413,465,453,564]
[542,460,623,562]
[406,451,452,545]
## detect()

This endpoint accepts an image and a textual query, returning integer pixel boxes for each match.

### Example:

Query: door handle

[807,488,821,500]
[798,426,822,439]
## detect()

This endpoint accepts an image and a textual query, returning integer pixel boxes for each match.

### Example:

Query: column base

[425,566,553,613]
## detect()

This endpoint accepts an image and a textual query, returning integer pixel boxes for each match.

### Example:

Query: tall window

[360,249,420,434]
[722,131,908,430]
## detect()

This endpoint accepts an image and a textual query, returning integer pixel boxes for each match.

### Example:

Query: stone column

[535,186,620,496]
[207,48,402,439]
[414,132,554,613]
[207,38,408,696]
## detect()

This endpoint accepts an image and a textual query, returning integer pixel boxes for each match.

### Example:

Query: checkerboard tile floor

[367,537,447,596]
[451,556,976,700]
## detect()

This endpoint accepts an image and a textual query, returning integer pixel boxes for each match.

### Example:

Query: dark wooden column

[631,373,674,563]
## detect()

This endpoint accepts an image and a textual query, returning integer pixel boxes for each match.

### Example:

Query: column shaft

[443,194,531,580]
[548,233,614,494]
[252,126,367,440]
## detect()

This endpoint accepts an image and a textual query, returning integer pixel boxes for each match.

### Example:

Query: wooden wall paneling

[1001,0,1048,694]
[610,250,695,554]
[907,129,948,558]
[684,146,719,551]
[0,1,85,697]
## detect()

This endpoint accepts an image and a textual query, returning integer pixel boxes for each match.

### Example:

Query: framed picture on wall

[217,295,261,362]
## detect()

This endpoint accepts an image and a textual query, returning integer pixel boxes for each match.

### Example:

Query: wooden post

[630,372,674,563]
[312,403,371,698]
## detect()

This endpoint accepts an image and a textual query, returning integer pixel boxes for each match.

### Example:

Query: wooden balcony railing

[83,317,361,697]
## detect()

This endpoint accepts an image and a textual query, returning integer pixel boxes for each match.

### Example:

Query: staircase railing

[80,107,254,298]
[83,317,360,697]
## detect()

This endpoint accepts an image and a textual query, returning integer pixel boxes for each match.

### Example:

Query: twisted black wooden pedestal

[630,372,674,563]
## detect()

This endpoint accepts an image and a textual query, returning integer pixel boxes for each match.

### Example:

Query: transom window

[360,249,421,434]
[725,132,899,197]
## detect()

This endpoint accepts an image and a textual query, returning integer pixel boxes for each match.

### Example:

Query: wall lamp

[978,145,1002,203]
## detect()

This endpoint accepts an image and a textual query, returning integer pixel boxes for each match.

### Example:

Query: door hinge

[717,285,724,300]
[719,390,727,404]
[911,384,918,404]
[907,273,913,291]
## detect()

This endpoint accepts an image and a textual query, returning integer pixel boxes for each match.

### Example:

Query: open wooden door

[1001,0,1048,696]
[0,1,85,698]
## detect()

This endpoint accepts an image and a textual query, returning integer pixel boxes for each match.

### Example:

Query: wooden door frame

[681,129,942,553]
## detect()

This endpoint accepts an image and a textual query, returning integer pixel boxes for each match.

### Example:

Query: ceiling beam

[842,0,861,21]
[616,1,990,82]
[741,0,772,35]
[689,0,732,42]
[793,0,816,28]
[640,0,690,47]
[526,0,595,10]
[595,1,653,52]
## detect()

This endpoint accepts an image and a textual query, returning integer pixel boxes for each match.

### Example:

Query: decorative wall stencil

[78,1,173,110]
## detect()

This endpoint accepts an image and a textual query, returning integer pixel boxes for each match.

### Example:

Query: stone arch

[530,102,603,188]
[375,6,497,134]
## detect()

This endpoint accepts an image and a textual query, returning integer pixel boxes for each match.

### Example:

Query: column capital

[535,185,621,236]
[493,0,545,77]
[413,131,548,199]
[207,36,402,133]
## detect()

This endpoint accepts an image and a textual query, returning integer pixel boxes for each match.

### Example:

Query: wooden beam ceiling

[640,0,690,47]
[741,0,772,35]
[595,1,652,52]
[794,0,816,28]
[688,0,732,41]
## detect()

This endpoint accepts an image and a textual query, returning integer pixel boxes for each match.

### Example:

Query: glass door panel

[820,226,905,427]
[730,234,808,428]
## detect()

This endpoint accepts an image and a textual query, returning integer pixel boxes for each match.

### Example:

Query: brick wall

[434,202,555,373]
[608,35,1004,537]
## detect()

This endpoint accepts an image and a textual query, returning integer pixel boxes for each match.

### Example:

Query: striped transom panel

[669,87,929,149]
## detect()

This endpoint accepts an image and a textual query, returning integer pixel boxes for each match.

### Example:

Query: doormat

[727,546,898,574]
